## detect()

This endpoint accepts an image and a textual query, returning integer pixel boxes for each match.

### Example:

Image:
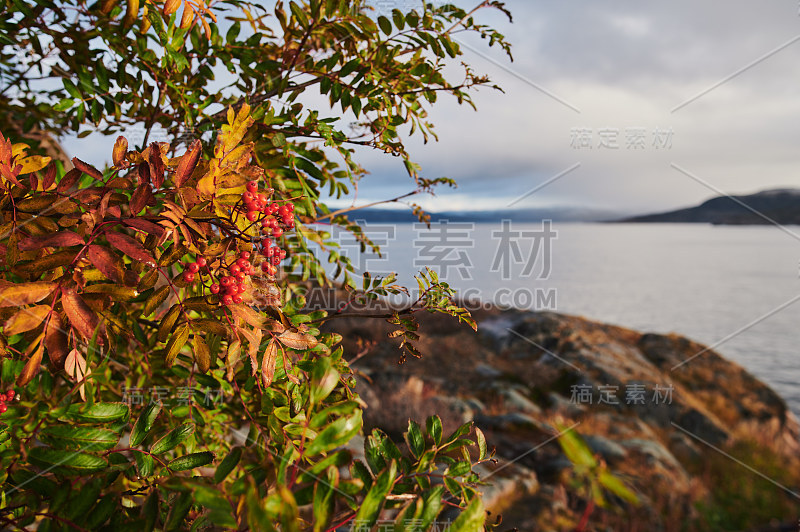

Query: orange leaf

[113,136,128,167]
[175,139,201,187]
[72,157,103,181]
[17,340,44,387]
[44,312,69,369]
[87,245,124,283]
[261,338,278,387]
[18,231,84,251]
[277,330,318,351]
[105,231,156,265]
[0,282,57,307]
[62,288,103,342]
[4,305,50,336]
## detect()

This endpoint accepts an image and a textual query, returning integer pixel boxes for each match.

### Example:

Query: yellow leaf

[197,159,221,198]
[17,155,51,175]
[11,143,29,158]
[215,104,253,158]
[4,305,51,335]
[0,282,57,307]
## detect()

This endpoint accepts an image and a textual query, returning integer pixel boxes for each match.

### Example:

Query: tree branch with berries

[0,0,514,530]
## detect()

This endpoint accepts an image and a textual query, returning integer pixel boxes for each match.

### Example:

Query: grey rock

[499,387,543,415]
[584,434,628,462]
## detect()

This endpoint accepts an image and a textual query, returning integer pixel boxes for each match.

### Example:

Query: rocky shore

[327,306,800,530]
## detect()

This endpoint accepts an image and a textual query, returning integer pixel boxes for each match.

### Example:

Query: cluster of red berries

[178,180,295,306]
[0,389,16,413]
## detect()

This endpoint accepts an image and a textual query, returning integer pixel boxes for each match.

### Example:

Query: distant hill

[334,206,625,224]
[617,188,800,225]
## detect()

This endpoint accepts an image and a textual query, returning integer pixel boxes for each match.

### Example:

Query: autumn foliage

[0,0,513,529]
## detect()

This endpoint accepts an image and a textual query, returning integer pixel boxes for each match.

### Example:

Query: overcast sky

[61,0,800,214]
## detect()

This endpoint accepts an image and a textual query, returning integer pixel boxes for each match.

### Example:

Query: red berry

[279,249,286,259]
[222,295,234,305]
[271,256,281,265]
[257,193,268,204]
[210,284,220,294]
[272,227,283,238]
[0,404,7,414]
[246,210,259,222]
[243,191,255,203]
[235,272,246,282]
[246,181,258,193]
[188,262,200,273]
[278,205,289,217]
[4,390,13,401]
[286,203,294,212]
[236,258,249,269]
[196,257,207,268]
[225,285,238,295]
[232,294,243,304]
[230,264,241,275]
[238,283,247,293]
[183,272,196,283]
[221,276,234,287]
[239,251,251,260]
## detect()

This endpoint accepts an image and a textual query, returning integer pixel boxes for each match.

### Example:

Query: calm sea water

[345,222,800,416]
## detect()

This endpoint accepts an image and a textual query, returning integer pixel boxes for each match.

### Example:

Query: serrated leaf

[168,451,214,471]
[164,323,190,367]
[0,281,57,307]
[39,426,120,451]
[130,402,162,447]
[143,285,170,316]
[150,422,194,455]
[64,402,129,424]
[305,410,362,456]
[353,460,396,528]
[4,305,50,335]
[105,231,155,265]
[63,288,103,341]
[192,334,211,373]
[214,446,242,483]
[28,447,108,473]
[261,338,278,387]
[448,495,485,532]
[277,330,318,351]
[405,420,424,459]
[426,415,442,447]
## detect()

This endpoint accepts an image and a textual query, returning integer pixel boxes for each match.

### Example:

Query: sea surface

[336,221,800,417]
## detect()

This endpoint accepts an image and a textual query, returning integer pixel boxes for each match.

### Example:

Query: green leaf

[64,402,130,424]
[426,415,442,447]
[309,356,339,405]
[130,402,162,447]
[448,495,486,532]
[304,410,362,456]
[28,447,108,473]
[353,460,397,528]
[214,446,242,483]
[475,427,487,460]
[136,452,155,478]
[557,426,597,469]
[63,79,81,99]
[598,470,639,504]
[377,16,392,35]
[168,451,214,471]
[39,425,120,451]
[312,468,337,531]
[405,419,424,459]
[150,422,195,455]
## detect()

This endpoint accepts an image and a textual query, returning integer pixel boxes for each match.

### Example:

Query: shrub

[0,0,514,529]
